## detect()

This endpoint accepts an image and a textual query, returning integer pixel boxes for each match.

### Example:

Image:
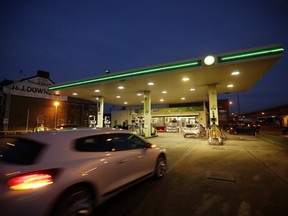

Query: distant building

[0,71,98,132]
[242,104,288,127]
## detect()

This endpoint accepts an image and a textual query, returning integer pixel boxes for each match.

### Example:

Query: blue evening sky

[1,0,287,113]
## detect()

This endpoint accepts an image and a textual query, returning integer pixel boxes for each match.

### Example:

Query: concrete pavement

[96,132,288,216]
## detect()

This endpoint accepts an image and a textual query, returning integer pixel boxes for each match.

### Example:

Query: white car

[0,128,167,216]
[183,123,206,138]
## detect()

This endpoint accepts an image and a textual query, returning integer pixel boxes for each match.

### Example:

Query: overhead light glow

[190,88,195,91]
[182,77,190,81]
[160,99,164,102]
[227,84,234,88]
[118,86,124,89]
[124,102,128,105]
[137,93,142,96]
[116,96,121,98]
[147,82,154,86]
[162,90,167,94]
[181,97,186,100]
[94,89,101,92]
[231,71,240,76]
[72,92,78,96]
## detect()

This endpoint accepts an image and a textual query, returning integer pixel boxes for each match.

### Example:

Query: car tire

[52,186,94,216]
[154,156,167,178]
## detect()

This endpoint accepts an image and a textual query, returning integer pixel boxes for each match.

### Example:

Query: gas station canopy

[48,45,284,106]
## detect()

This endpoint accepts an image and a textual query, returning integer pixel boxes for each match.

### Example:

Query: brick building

[0,71,98,132]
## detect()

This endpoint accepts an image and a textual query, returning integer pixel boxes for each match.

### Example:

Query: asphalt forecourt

[95,132,288,216]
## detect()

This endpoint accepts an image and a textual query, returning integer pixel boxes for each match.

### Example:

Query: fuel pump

[208,112,225,145]
[88,115,96,128]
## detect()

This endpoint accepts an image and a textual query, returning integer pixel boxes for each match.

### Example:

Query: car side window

[110,134,147,151]
[127,134,148,149]
[74,133,148,152]
[75,134,114,152]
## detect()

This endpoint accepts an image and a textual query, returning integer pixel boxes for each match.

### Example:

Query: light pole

[54,101,59,129]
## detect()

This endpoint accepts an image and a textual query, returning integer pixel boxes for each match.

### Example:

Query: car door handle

[118,159,128,164]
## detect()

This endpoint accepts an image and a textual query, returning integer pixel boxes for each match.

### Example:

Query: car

[56,123,79,130]
[183,123,206,138]
[227,124,259,135]
[0,128,167,216]
[166,126,178,133]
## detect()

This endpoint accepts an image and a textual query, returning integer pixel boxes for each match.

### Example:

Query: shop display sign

[3,77,67,101]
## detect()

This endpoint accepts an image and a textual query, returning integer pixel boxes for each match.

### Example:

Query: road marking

[166,143,197,174]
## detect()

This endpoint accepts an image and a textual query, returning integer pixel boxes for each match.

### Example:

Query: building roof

[48,45,284,106]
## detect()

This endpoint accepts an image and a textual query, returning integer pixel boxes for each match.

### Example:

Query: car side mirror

[145,142,153,148]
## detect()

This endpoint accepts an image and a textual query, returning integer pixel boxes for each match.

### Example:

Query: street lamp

[54,101,59,129]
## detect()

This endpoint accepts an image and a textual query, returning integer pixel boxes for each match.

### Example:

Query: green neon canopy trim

[48,60,201,90]
[48,46,284,91]
[219,47,284,62]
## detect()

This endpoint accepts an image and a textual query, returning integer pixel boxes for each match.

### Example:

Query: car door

[74,134,120,196]
[109,133,154,187]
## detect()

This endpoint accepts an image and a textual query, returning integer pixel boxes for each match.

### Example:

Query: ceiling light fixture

[182,77,190,81]
[231,71,240,76]
[147,82,154,86]
[118,86,124,89]
[227,84,234,88]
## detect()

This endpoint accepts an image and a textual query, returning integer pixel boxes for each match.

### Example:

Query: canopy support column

[97,97,104,128]
[208,84,219,125]
[143,91,151,137]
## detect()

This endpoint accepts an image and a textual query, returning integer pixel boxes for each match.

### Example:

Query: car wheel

[52,186,94,216]
[154,156,167,178]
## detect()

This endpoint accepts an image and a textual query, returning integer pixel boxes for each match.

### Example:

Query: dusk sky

[1,0,287,114]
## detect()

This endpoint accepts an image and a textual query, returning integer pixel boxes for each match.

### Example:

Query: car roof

[14,128,132,145]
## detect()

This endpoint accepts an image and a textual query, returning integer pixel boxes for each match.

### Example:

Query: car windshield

[0,137,45,165]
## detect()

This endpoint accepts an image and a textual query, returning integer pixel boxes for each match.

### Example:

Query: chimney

[37,70,50,79]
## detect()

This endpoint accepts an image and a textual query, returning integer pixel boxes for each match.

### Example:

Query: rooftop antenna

[19,70,26,80]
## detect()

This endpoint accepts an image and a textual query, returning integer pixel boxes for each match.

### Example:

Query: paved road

[95,133,288,216]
